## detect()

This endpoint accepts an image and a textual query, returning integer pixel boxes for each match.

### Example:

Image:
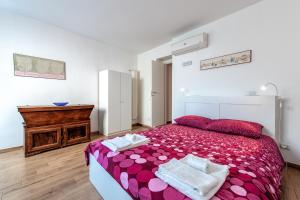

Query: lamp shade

[260,82,279,96]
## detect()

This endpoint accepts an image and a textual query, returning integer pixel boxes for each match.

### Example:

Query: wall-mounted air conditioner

[171,33,208,56]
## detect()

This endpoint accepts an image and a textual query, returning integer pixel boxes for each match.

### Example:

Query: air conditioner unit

[171,33,208,56]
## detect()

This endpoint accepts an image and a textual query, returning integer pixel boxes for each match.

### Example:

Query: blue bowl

[53,102,69,106]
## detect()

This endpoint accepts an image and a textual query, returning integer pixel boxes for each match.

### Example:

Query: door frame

[151,56,172,127]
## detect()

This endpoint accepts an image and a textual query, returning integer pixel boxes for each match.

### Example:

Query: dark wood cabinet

[18,105,94,157]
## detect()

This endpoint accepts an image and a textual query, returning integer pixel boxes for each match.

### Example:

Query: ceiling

[0,0,262,53]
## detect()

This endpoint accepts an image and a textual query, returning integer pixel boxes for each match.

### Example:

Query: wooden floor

[282,166,300,200]
[0,126,299,200]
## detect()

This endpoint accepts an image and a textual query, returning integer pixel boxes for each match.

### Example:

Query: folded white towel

[110,137,132,148]
[102,134,150,152]
[157,158,218,196]
[127,138,150,149]
[155,155,229,200]
[102,137,131,152]
[181,154,209,173]
[125,134,147,144]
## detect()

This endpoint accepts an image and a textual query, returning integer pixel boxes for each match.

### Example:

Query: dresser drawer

[25,126,62,156]
[62,122,90,146]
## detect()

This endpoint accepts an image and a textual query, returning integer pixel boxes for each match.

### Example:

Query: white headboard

[182,96,279,140]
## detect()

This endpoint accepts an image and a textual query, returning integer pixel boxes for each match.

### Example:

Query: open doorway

[151,56,172,127]
[165,63,172,124]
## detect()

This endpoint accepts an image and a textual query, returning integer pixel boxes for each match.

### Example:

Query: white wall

[137,0,300,165]
[0,10,136,150]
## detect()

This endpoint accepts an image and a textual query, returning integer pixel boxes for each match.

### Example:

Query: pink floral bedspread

[85,124,284,200]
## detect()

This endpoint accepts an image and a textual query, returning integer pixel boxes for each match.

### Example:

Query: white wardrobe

[99,70,132,136]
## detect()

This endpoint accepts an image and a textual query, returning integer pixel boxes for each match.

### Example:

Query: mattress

[85,124,284,200]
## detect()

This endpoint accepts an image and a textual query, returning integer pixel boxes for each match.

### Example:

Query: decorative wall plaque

[14,53,66,80]
[200,50,252,70]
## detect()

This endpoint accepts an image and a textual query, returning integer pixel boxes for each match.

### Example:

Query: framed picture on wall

[200,50,252,70]
[13,53,66,80]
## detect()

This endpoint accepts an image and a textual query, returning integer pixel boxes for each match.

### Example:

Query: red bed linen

[85,124,284,200]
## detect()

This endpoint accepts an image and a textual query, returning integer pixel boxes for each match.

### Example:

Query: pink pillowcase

[175,115,212,130]
[206,119,263,139]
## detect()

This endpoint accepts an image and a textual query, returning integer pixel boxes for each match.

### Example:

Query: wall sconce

[179,88,189,96]
[260,82,279,96]
[260,82,288,150]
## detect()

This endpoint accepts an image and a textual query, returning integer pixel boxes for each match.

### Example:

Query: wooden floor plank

[0,126,299,200]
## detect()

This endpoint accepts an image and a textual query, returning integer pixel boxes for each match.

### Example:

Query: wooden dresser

[18,105,94,157]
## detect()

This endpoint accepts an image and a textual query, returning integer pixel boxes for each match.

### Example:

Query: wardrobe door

[108,71,121,134]
[120,73,132,131]
[99,70,109,135]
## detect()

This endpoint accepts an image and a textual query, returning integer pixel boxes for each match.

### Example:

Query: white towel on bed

[156,158,218,196]
[181,154,210,173]
[155,155,229,200]
[125,133,147,144]
[102,134,149,152]
[102,137,131,152]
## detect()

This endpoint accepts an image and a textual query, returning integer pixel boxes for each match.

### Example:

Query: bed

[85,96,284,200]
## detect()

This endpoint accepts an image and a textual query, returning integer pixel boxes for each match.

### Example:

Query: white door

[120,73,132,130]
[108,71,121,134]
[151,60,165,127]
